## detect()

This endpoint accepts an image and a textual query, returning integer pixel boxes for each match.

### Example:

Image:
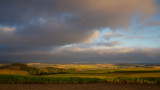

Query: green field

[0,63,160,84]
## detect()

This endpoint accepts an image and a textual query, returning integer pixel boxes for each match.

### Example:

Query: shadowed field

[0,83,160,90]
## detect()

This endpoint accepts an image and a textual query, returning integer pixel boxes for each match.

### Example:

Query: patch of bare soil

[0,83,160,90]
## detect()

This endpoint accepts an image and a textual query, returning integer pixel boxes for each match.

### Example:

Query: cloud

[96,41,122,47]
[0,0,159,63]
[134,21,160,30]
[102,32,123,40]
[82,30,99,43]
[0,46,160,63]
[0,27,16,33]
[125,35,149,39]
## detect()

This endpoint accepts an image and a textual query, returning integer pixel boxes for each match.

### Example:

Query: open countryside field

[0,63,160,85]
[0,69,29,75]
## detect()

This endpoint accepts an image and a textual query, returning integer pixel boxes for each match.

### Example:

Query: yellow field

[27,63,119,70]
[0,69,29,75]
[43,72,160,79]
[1,63,160,79]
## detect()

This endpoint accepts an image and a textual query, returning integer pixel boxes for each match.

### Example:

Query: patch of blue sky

[99,28,111,34]
[118,31,159,47]
[93,37,106,43]
[122,38,160,48]
[116,30,160,48]
[93,25,160,48]
[93,28,111,43]
[134,27,160,42]
[153,14,160,21]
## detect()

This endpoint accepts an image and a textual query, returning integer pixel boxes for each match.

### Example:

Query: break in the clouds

[0,0,160,63]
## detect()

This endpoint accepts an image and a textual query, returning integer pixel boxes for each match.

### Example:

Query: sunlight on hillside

[0,69,29,75]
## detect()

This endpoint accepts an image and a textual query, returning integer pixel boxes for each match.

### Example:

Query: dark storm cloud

[0,47,160,63]
[0,0,157,47]
[0,0,159,63]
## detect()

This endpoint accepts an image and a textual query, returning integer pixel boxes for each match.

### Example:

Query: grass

[111,77,160,84]
[0,74,105,84]
[0,74,160,84]
[0,63,160,84]
[0,69,29,75]
[44,72,160,78]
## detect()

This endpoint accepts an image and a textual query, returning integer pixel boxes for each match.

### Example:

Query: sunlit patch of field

[0,69,29,75]
[54,64,98,69]
[27,63,119,70]
[24,63,160,79]
[44,74,107,78]
[27,63,160,70]
[43,72,160,79]
[110,68,160,71]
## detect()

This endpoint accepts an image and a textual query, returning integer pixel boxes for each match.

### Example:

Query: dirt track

[0,83,160,90]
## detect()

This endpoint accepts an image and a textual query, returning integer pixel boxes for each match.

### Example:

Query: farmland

[0,63,160,85]
[1,83,160,90]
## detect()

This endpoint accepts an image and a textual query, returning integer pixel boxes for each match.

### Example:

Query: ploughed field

[1,83,160,90]
[0,63,160,85]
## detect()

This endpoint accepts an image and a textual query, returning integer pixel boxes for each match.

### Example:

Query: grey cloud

[134,21,160,30]
[0,47,160,63]
[96,41,122,47]
[0,0,158,55]
[125,35,149,39]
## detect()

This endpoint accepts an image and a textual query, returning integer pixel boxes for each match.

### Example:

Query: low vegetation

[0,63,160,84]
[0,69,28,75]
[0,74,160,84]
[0,63,78,75]
[0,74,105,84]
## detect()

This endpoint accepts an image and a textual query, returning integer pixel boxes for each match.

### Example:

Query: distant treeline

[0,63,78,75]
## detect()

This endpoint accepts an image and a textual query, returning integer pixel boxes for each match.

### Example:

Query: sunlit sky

[0,0,160,63]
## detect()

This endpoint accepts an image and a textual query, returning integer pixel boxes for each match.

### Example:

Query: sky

[0,0,160,63]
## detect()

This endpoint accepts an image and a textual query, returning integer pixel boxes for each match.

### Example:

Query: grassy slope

[0,69,29,75]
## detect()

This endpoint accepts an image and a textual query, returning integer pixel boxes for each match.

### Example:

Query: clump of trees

[0,63,31,70]
[0,63,78,75]
[28,67,78,75]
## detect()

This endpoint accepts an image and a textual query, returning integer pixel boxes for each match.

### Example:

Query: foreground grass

[0,74,160,84]
[0,74,105,84]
